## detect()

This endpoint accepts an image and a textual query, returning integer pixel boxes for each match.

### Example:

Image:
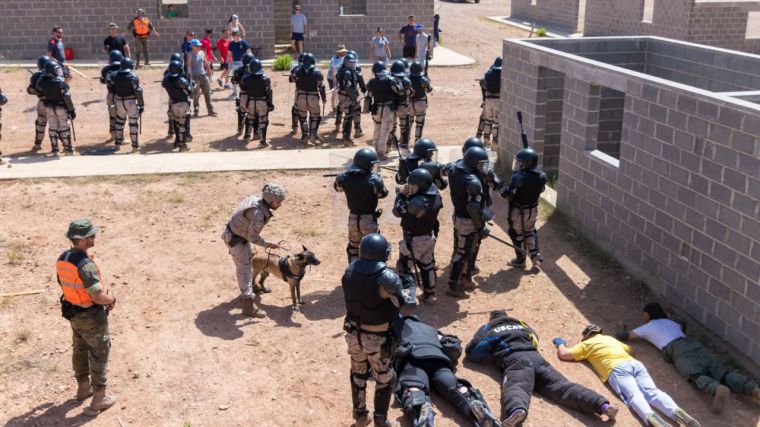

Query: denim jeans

[607,360,679,422]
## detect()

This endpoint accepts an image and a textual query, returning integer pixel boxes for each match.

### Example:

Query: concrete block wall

[688,2,760,54]
[583,0,693,40]
[501,37,760,367]
[542,68,566,170]
[0,0,432,61]
[511,0,580,33]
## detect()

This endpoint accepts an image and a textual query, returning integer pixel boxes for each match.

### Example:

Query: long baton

[70,118,77,142]
[517,111,529,149]
[487,233,526,255]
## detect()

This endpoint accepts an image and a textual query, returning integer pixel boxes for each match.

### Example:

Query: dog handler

[221,183,286,318]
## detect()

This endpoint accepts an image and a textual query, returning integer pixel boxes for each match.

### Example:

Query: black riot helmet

[108,50,123,64]
[462,136,484,154]
[44,61,62,76]
[407,168,434,194]
[343,52,358,70]
[492,56,502,70]
[410,138,437,162]
[359,233,391,262]
[372,61,388,77]
[349,148,379,172]
[298,53,306,64]
[169,53,184,63]
[513,148,539,171]
[168,60,183,76]
[248,58,264,75]
[390,60,406,77]
[120,57,135,71]
[463,147,490,174]
[301,52,316,70]
[37,55,51,70]
[409,61,424,77]
[241,52,256,66]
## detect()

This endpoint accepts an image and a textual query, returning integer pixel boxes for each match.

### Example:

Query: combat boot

[446,283,469,299]
[502,408,527,427]
[343,136,355,146]
[252,131,261,141]
[530,253,543,268]
[418,290,434,304]
[83,389,116,416]
[373,387,397,427]
[32,143,43,151]
[508,257,526,268]
[712,384,729,413]
[75,379,92,401]
[673,408,700,427]
[354,128,364,138]
[242,298,266,318]
[460,275,476,291]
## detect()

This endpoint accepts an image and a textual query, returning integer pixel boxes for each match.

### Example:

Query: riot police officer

[500,147,547,268]
[100,50,123,142]
[351,50,367,138]
[342,233,416,427]
[294,53,327,145]
[232,52,257,138]
[389,59,414,154]
[27,55,51,150]
[0,88,6,161]
[337,52,362,145]
[288,53,305,135]
[334,148,389,263]
[393,168,442,302]
[392,315,501,427]
[366,61,401,160]
[408,62,432,142]
[162,60,193,151]
[241,59,273,148]
[396,138,447,190]
[36,61,75,154]
[107,58,144,150]
[446,147,492,298]
[477,57,501,147]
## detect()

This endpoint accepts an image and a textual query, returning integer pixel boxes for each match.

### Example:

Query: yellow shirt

[569,334,634,382]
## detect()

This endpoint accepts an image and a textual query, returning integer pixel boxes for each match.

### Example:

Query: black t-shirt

[103,36,128,55]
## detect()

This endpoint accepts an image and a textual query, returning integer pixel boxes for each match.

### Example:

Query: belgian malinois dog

[251,246,321,311]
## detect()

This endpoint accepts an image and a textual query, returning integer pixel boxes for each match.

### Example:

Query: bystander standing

[103,23,130,58]
[189,39,216,117]
[226,30,251,97]
[127,8,159,68]
[290,5,308,55]
[415,24,432,65]
[201,29,217,66]
[226,14,247,37]
[369,27,392,62]
[216,29,231,87]
[399,15,417,60]
[47,26,72,81]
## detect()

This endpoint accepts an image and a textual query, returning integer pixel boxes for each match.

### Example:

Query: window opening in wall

[595,86,625,162]
[746,11,760,39]
[340,0,367,16]
[642,0,655,23]
[530,0,538,5]
[160,0,189,19]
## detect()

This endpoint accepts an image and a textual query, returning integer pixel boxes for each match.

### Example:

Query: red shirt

[201,37,214,62]
[216,38,230,63]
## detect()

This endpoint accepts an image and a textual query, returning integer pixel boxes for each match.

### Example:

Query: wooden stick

[0,289,45,297]
[66,64,90,79]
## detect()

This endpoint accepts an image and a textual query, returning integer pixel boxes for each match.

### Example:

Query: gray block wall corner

[499,36,760,372]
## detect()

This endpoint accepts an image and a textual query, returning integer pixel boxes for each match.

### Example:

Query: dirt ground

[1,0,759,426]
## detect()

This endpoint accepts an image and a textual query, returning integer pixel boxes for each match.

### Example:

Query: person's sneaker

[646,412,672,427]
[712,384,729,414]
[509,257,527,268]
[502,408,527,427]
[673,407,700,427]
[602,403,619,421]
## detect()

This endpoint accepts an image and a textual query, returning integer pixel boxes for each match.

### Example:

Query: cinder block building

[510,0,760,54]
[500,36,760,369]
[0,0,432,61]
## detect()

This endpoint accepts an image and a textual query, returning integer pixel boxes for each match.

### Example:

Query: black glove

[138,105,144,114]
[268,104,275,112]
[479,227,490,238]
[69,110,76,120]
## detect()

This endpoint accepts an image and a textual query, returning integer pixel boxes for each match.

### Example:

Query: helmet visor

[403,183,418,196]
[427,149,438,163]
[512,157,525,172]
[477,160,490,175]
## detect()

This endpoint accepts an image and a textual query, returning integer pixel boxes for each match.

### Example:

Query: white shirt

[632,318,685,350]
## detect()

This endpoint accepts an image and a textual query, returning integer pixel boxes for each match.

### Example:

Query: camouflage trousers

[482,97,500,142]
[34,99,48,146]
[46,104,72,152]
[449,216,481,285]
[113,96,139,147]
[399,233,437,293]
[222,228,259,299]
[296,91,321,140]
[338,93,361,139]
[347,213,379,263]
[390,103,412,152]
[106,92,116,136]
[168,101,190,147]
[346,329,395,414]
[508,205,539,259]
[70,307,110,391]
[242,96,269,140]
[371,103,394,156]
[409,99,428,140]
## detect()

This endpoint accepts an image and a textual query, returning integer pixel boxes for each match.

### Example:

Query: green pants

[70,307,110,390]
[663,337,757,396]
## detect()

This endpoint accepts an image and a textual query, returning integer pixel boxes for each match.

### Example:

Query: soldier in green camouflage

[56,219,117,416]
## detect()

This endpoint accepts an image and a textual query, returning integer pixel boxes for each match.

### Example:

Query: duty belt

[485,92,500,99]
[511,202,539,209]
[115,95,137,100]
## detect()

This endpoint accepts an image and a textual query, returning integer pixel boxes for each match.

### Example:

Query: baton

[487,233,526,255]
[70,118,77,142]
[517,111,529,149]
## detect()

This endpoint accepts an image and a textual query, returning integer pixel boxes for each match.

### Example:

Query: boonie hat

[108,23,119,29]
[336,44,348,53]
[66,219,98,240]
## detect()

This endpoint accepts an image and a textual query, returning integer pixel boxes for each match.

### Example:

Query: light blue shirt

[291,13,307,34]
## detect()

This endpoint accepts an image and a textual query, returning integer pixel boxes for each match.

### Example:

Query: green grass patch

[535,27,548,37]
[273,55,293,71]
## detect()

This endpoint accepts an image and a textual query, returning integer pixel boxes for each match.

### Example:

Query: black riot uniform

[408,62,432,141]
[342,233,416,427]
[232,53,257,137]
[366,62,401,158]
[501,148,547,268]
[162,60,193,151]
[101,50,123,141]
[334,148,390,263]
[27,55,51,148]
[393,316,500,427]
[476,57,502,146]
[288,53,304,134]
[337,53,362,143]
[294,53,327,144]
[389,60,415,153]
[396,138,448,190]
[106,58,144,148]
[446,147,492,298]
[393,168,442,301]
[36,61,75,154]
[466,311,612,424]
[240,59,273,147]
[0,88,6,159]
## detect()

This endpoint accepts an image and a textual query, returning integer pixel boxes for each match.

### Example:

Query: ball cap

[66,219,98,240]
[191,39,202,47]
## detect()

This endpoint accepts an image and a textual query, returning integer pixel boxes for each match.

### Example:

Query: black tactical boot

[373,386,394,427]
[508,257,527,268]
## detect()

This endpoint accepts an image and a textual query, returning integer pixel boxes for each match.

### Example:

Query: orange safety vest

[56,250,104,308]
[132,17,151,37]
